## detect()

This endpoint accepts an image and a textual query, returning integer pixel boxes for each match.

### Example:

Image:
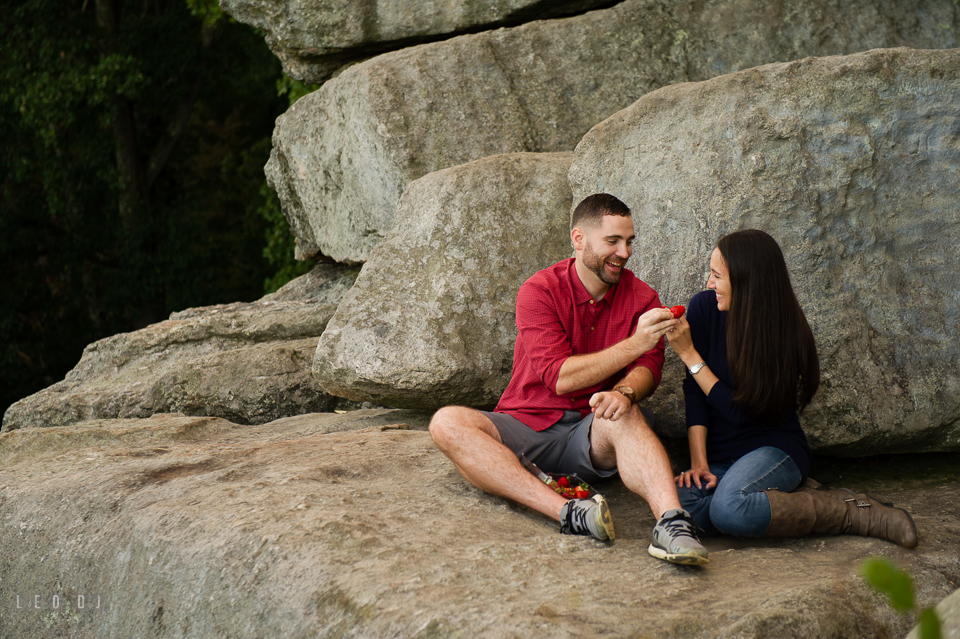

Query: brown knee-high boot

[793,477,859,500]
[764,489,918,549]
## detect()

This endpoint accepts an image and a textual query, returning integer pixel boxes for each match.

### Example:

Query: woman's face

[707,248,731,311]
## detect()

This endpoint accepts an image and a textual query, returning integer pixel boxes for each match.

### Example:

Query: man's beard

[583,243,623,286]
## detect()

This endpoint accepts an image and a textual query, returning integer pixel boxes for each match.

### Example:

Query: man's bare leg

[589,405,709,564]
[428,406,568,520]
[587,405,681,519]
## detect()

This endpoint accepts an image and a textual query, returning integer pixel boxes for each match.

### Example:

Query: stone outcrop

[1,264,362,432]
[266,0,959,264]
[2,410,958,638]
[219,0,614,84]
[8,5,960,637]
[569,47,960,454]
[313,152,574,409]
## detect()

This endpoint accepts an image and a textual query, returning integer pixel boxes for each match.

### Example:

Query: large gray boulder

[569,47,960,455]
[219,0,613,84]
[2,410,958,638]
[266,0,959,264]
[313,152,574,409]
[1,264,362,432]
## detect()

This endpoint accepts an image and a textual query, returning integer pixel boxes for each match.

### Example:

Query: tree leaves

[861,557,942,639]
[1,0,286,418]
[862,557,915,611]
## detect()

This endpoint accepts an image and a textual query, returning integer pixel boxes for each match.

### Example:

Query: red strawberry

[669,305,685,319]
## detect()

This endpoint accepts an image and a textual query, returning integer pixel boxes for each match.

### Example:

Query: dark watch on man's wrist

[614,386,636,403]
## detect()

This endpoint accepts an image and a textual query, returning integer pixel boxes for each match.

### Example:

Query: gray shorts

[482,410,619,485]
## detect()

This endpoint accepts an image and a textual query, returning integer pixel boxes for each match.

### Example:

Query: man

[429,193,708,566]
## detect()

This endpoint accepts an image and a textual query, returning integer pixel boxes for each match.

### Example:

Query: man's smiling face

[576,214,635,291]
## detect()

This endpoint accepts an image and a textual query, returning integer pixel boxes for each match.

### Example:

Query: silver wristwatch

[688,362,707,375]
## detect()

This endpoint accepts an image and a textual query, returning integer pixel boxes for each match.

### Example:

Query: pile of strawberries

[552,475,591,500]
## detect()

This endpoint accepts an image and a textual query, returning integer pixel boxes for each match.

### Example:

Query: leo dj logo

[13,593,103,611]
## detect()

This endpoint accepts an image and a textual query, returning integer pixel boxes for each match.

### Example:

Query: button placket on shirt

[585,298,603,333]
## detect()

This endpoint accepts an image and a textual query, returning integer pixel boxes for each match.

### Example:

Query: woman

[665,229,917,548]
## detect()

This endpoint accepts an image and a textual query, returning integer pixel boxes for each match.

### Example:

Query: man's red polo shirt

[494,258,665,431]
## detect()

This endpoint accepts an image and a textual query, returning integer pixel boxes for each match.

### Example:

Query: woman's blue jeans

[677,446,802,538]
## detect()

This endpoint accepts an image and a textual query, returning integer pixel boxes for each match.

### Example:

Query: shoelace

[658,513,696,540]
[563,501,593,534]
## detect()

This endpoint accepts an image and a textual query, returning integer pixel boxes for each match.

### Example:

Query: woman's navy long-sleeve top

[683,290,812,480]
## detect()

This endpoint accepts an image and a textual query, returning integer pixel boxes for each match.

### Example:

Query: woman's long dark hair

[718,230,820,419]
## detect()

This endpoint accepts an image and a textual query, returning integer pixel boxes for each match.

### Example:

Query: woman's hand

[675,466,718,490]
[664,315,696,360]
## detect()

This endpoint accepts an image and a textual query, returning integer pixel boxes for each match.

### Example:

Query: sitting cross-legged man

[429,193,709,566]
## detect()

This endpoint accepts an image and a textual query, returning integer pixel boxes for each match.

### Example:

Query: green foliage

[185,0,227,26]
[0,0,286,417]
[257,72,320,295]
[861,557,941,639]
[276,74,321,105]
[918,608,943,639]
[259,182,313,294]
[862,557,915,611]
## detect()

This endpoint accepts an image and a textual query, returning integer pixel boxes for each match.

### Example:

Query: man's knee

[626,404,656,429]
[594,404,653,437]
[428,405,494,450]
[428,406,461,448]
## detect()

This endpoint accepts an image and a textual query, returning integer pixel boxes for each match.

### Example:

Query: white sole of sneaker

[647,543,709,566]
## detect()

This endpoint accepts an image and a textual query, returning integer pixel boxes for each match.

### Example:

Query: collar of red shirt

[568,259,617,308]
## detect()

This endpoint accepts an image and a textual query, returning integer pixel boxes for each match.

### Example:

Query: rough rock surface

[1,264,362,432]
[1,410,958,638]
[219,0,614,84]
[266,0,959,264]
[313,152,573,408]
[569,47,960,455]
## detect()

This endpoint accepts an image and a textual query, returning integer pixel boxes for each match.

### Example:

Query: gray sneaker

[648,509,709,565]
[559,496,615,541]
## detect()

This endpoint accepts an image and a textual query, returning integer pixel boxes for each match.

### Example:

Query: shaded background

[0,0,314,418]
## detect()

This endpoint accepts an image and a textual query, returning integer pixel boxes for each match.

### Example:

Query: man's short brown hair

[570,193,630,231]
